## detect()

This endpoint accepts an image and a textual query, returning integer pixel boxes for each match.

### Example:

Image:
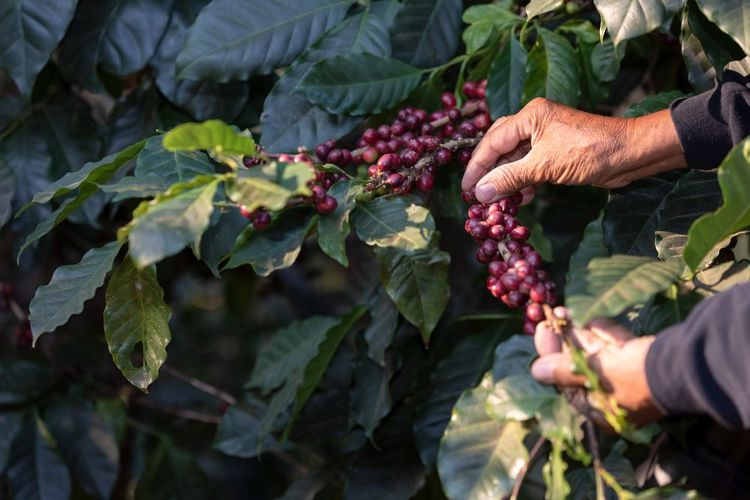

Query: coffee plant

[1,0,749,498]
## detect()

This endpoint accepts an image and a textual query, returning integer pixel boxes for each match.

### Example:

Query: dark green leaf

[391,0,463,68]
[176,0,354,81]
[523,28,580,107]
[363,286,399,366]
[566,214,608,297]
[29,240,122,341]
[99,175,169,202]
[492,335,538,382]
[58,0,172,90]
[41,99,101,180]
[0,360,52,406]
[682,5,718,92]
[104,258,172,390]
[135,136,214,184]
[0,160,15,228]
[225,207,315,276]
[351,196,435,251]
[695,0,750,55]
[591,41,621,81]
[0,412,23,472]
[296,54,424,116]
[43,397,119,499]
[624,90,687,117]
[488,37,528,119]
[317,180,361,266]
[135,440,213,500]
[376,246,450,344]
[199,209,248,277]
[594,0,685,45]
[0,0,77,96]
[2,121,51,226]
[352,357,393,439]
[163,120,256,157]
[214,396,279,458]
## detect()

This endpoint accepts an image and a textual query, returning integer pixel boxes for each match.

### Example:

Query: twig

[130,397,223,424]
[509,436,547,500]
[586,419,605,500]
[161,365,236,406]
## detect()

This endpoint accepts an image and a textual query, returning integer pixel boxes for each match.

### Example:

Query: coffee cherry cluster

[463,189,557,336]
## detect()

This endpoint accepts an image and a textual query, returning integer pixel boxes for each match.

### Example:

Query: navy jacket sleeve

[646,283,750,429]
[670,70,750,169]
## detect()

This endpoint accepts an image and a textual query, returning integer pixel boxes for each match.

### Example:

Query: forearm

[618,109,688,182]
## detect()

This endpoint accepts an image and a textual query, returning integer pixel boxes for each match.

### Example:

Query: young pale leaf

[695,0,750,55]
[391,0,463,68]
[462,4,523,54]
[0,0,78,96]
[523,28,580,107]
[176,0,354,81]
[283,306,368,438]
[488,37,528,119]
[7,412,71,500]
[566,214,608,297]
[486,373,558,421]
[567,255,684,325]
[351,197,435,251]
[128,178,219,268]
[525,0,564,19]
[226,162,314,213]
[295,54,424,116]
[163,120,256,157]
[104,258,172,391]
[317,181,361,266]
[594,0,685,46]
[29,240,123,342]
[0,160,15,228]
[43,397,119,499]
[225,208,315,276]
[135,136,214,184]
[437,375,529,500]
[685,139,750,270]
[376,246,450,345]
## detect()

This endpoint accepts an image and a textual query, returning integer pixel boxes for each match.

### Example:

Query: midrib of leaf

[13,2,28,83]
[406,257,430,327]
[308,67,424,89]
[359,204,425,248]
[185,1,353,63]
[413,0,441,58]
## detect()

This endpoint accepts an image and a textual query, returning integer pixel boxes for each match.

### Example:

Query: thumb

[474,154,539,204]
[531,353,588,387]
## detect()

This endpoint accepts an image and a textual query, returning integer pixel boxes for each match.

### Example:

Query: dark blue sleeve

[670,70,750,170]
[646,283,750,429]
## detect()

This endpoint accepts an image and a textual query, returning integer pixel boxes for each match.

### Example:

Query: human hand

[531,309,663,426]
[461,98,687,204]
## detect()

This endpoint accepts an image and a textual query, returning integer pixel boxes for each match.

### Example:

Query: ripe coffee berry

[253,209,272,230]
[316,196,338,215]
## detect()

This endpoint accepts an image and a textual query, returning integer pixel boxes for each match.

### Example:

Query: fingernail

[475,183,498,203]
[531,358,555,384]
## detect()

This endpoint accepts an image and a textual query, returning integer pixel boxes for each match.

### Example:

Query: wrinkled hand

[461,98,687,204]
[531,310,663,426]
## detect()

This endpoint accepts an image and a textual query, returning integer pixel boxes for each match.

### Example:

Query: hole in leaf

[130,342,144,368]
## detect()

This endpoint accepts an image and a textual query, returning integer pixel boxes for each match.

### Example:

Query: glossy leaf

[214,397,278,458]
[163,120,256,157]
[391,0,463,68]
[29,240,122,342]
[682,4,717,91]
[696,0,750,55]
[594,0,685,46]
[2,122,51,225]
[104,258,172,390]
[135,136,214,184]
[376,246,450,344]
[567,255,684,325]
[225,208,315,276]
[176,0,354,81]
[0,0,77,96]
[226,163,314,214]
[685,138,750,270]
[99,175,169,202]
[317,180,362,266]
[352,197,435,251]
[486,373,557,421]
[462,5,522,54]
[566,214,608,297]
[523,28,580,107]
[438,375,529,500]
[199,209,248,277]
[526,0,563,19]
[128,178,219,268]
[296,54,424,116]
[488,37,528,119]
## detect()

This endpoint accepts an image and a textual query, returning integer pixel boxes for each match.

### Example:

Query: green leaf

[57,0,172,91]
[526,0,564,19]
[352,357,393,440]
[492,335,538,382]
[104,258,172,390]
[99,175,169,202]
[567,255,684,325]
[437,375,529,500]
[128,178,219,268]
[40,98,101,180]
[486,373,557,421]
[135,136,214,184]
[536,396,587,457]
[543,440,571,500]
[214,397,279,458]
[20,140,146,211]
[317,181,361,266]
[296,54,424,116]
[0,360,53,406]
[376,246,450,344]
[391,0,463,68]
[135,440,213,500]
[0,160,15,228]
[557,20,602,44]
[685,139,750,270]
[8,412,71,500]
[199,209,248,277]
[29,240,122,342]
[363,286,399,366]
[351,197,435,251]
[624,90,688,117]
[682,3,719,92]
[695,0,750,55]
[163,120,256,157]
[488,37,528,119]
[43,397,119,499]
[284,306,367,437]
[594,0,685,46]
[176,0,354,81]
[523,28,580,107]
[2,121,51,226]
[225,207,315,276]
[462,5,522,54]
[0,0,78,96]
[591,41,621,81]
[566,214,608,297]
[226,162,314,213]
[0,412,23,472]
